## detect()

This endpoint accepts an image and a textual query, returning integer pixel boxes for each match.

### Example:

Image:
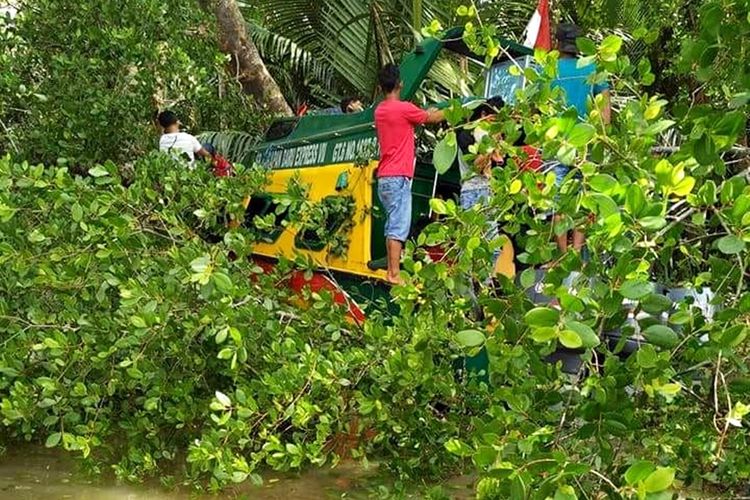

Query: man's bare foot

[386,274,403,285]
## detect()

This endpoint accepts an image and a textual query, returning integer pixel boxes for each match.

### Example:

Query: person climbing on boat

[549,23,611,255]
[340,97,364,113]
[157,110,211,169]
[374,63,445,284]
[456,97,506,267]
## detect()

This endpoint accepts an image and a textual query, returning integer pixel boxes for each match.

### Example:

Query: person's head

[340,97,364,113]
[157,110,179,132]
[471,96,506,121]
[556,23,581,57]
[378,64,402,95]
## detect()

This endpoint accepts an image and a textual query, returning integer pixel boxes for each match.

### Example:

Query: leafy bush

[2,2,750,499]
[0,0,265,167]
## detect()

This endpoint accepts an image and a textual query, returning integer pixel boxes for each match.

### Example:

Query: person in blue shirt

[550,23,611,255]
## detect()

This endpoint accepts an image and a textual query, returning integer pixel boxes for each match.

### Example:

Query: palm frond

[247,0,458,100]
[250,22,336,89]
[198,131,261,165]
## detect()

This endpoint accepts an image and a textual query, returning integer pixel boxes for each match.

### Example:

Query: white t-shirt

[159,132,203,168]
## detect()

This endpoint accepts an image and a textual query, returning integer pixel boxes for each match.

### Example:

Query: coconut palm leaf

[198,130,260,164]
[246,0,462,101]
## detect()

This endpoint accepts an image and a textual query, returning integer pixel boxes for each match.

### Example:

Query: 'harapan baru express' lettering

[259,136,379,169]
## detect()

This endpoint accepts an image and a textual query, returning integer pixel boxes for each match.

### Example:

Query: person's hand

[475,154,492,177]
[491,150,504,165]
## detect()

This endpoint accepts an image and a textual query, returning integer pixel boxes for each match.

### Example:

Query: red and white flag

[523,0,551,51]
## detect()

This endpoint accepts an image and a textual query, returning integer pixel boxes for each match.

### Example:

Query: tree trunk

[204,0,292,116]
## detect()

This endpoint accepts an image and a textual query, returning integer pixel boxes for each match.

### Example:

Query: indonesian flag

[523,0,551,51]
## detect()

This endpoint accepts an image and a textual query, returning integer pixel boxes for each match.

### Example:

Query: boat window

[485,56,535,103]
[264,118,299,142]
[295,196,354,252]
[244,195,288,243]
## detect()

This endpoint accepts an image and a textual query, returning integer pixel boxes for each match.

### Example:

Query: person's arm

[191,136,212,161]
[424,108,445,124]
[403,102,444,125]
[593,76,611,125]
[195,147,211,160]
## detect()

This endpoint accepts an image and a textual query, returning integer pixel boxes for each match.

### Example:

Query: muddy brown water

[0,446,474,499]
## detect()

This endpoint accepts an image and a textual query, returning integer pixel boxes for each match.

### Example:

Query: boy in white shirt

[157,110,210,168]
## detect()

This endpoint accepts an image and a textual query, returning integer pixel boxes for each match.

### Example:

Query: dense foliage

[1,0,750,499]
[0,0,264,167]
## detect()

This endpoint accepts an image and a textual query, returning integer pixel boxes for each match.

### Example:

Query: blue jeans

[552,163,582,187]
[460,186,500,266]
[377,176,412,242]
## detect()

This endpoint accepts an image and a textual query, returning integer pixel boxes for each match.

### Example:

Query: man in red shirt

[374,64,444,284]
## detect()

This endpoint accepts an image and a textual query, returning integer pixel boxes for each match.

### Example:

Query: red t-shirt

[518,145,542,172]
[374,98,429,178]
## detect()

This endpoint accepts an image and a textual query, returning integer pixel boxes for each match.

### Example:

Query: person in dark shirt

[455,97,506,269]
[550,23,611,254]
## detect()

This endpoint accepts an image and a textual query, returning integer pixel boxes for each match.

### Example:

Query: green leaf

[568,123,596,148]
[525,307,560,327]
[697,180,717,206]
[130,316,147,328]
[559,330,583,349]
[215,328,229,344]
[456,329,485,348]
[433,131,457,175]
[554,485,578,500]
[713,325,747,348]
[430,198,448,215]
[671,176,695,197]
[531,327,558,343]
[625,460,656,485]
[643,120,675,136]
[217,348,234,360]
[636,345,658,369]
[466,236,481,251]
[643,325,679,348]
[71,203,83,222]
[625,184,646,217]
[520,268,537,289]
[215,391,231,408]
[589,174,618,193]
[714,112,746,138]
[600,35,623,54]
[717,235,745,255]
[643,467,675,493]
[565,321,600,348]
[576,38,597,55]
[45,432,61,448]
[212,272,234,293]
[88,165,109,177]
[510,475,526,500]
[27,230,46,243]
[444,438,473,457]
[639,216,667,230]
[556,144,577,166]
[600,35,623,61]
[190,255,211,273]
[620,280,653,299]
[473,446,498,467]
[641,294,673,314]
[694,134,717,165]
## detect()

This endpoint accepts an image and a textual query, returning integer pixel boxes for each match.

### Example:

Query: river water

[0,446,474,499]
